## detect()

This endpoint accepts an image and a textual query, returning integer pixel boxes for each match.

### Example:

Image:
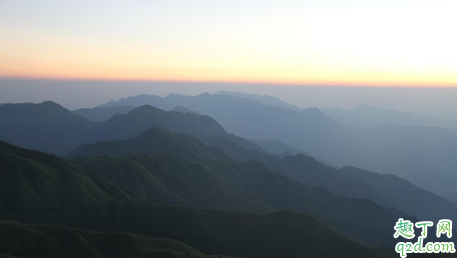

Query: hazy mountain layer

[0,102,262,156]
[321,104,457,131]
[215,90,302,111]
[73,105,135,122]
[97,93,457,199]
[68,128,413,246]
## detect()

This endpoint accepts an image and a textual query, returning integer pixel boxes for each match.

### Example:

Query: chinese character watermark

[394,218,455,257]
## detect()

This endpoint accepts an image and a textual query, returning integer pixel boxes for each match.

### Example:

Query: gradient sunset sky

[1,0,456,86]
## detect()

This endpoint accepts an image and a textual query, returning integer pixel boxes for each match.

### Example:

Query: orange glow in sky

[1,1,456,87]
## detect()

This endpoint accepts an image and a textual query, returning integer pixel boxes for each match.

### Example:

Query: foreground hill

[0,140,144,224]
[0,142,385,258]
[68,128,411,246]
[69,127,457,231]
[57,201,384,258]
[0,221,236,258]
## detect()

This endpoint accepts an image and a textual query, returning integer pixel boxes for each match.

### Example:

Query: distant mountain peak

[171,106,200,115]
[125,104,163,115]
[215,90,302,111]
[167,93,184,97]
[301,107,325,116]
[41,100,60,105]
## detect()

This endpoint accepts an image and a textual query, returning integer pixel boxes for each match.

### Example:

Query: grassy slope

[58,201,384,258]
[0,140,145,224]
[69,130,408,246]
[0,140,386,257]
[0,221,237,258]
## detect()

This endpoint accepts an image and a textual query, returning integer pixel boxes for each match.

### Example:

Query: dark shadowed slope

[69,127,457,230]
[200,133,457,224]
[0,140,145,224]
[0,141,386,258]
[68,128,410,246]
[67,127,228,163]
[58,201,385,258]
[0,221,237,258]
[72,152,409,247]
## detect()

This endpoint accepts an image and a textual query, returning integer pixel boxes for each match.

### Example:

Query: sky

[1,0,456,86]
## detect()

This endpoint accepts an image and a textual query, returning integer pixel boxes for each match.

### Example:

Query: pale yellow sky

[0,0,456,86]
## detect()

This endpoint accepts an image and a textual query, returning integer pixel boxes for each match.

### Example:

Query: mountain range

[1,93,456,257]
[91,92,457,202]
[0,139,388,258]
[2,100,456,224]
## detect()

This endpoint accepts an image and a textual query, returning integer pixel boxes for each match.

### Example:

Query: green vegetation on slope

[69,129,409,246]
[0,140,145,224]
[57,201,385,258]
[0,140,388,257]
[0,221,236,258]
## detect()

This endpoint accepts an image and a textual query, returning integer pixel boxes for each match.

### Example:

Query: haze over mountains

[321,104,457,131]
[87,91,457,202]
[0,126,390,257]
[1,89,456,257]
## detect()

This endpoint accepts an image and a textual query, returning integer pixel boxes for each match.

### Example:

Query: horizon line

[1,76,456,88]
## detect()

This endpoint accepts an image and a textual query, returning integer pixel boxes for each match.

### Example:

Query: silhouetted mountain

[171,105,201,115]
[96,105,228,140]
[98,93,457,200]
[0,102,263,156]
[0,221,232,258]
[322,104,457,131]
[203,134,457,223]
[68,129,412,246]
[99,94,164,108]
[96,105,265,153]
[0,140,144,224]
[97,92,348,160]
[67,128,228,162]
[253,139,305,156]
[340,124,457,201]
[71,127,457,230]
[73,105,135,122]
[215,90,302,111]
[0,141,387,258]
[58,201,385,258]
[340,166,457,222]
[0,101,95,155]
[69,128,371,202]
